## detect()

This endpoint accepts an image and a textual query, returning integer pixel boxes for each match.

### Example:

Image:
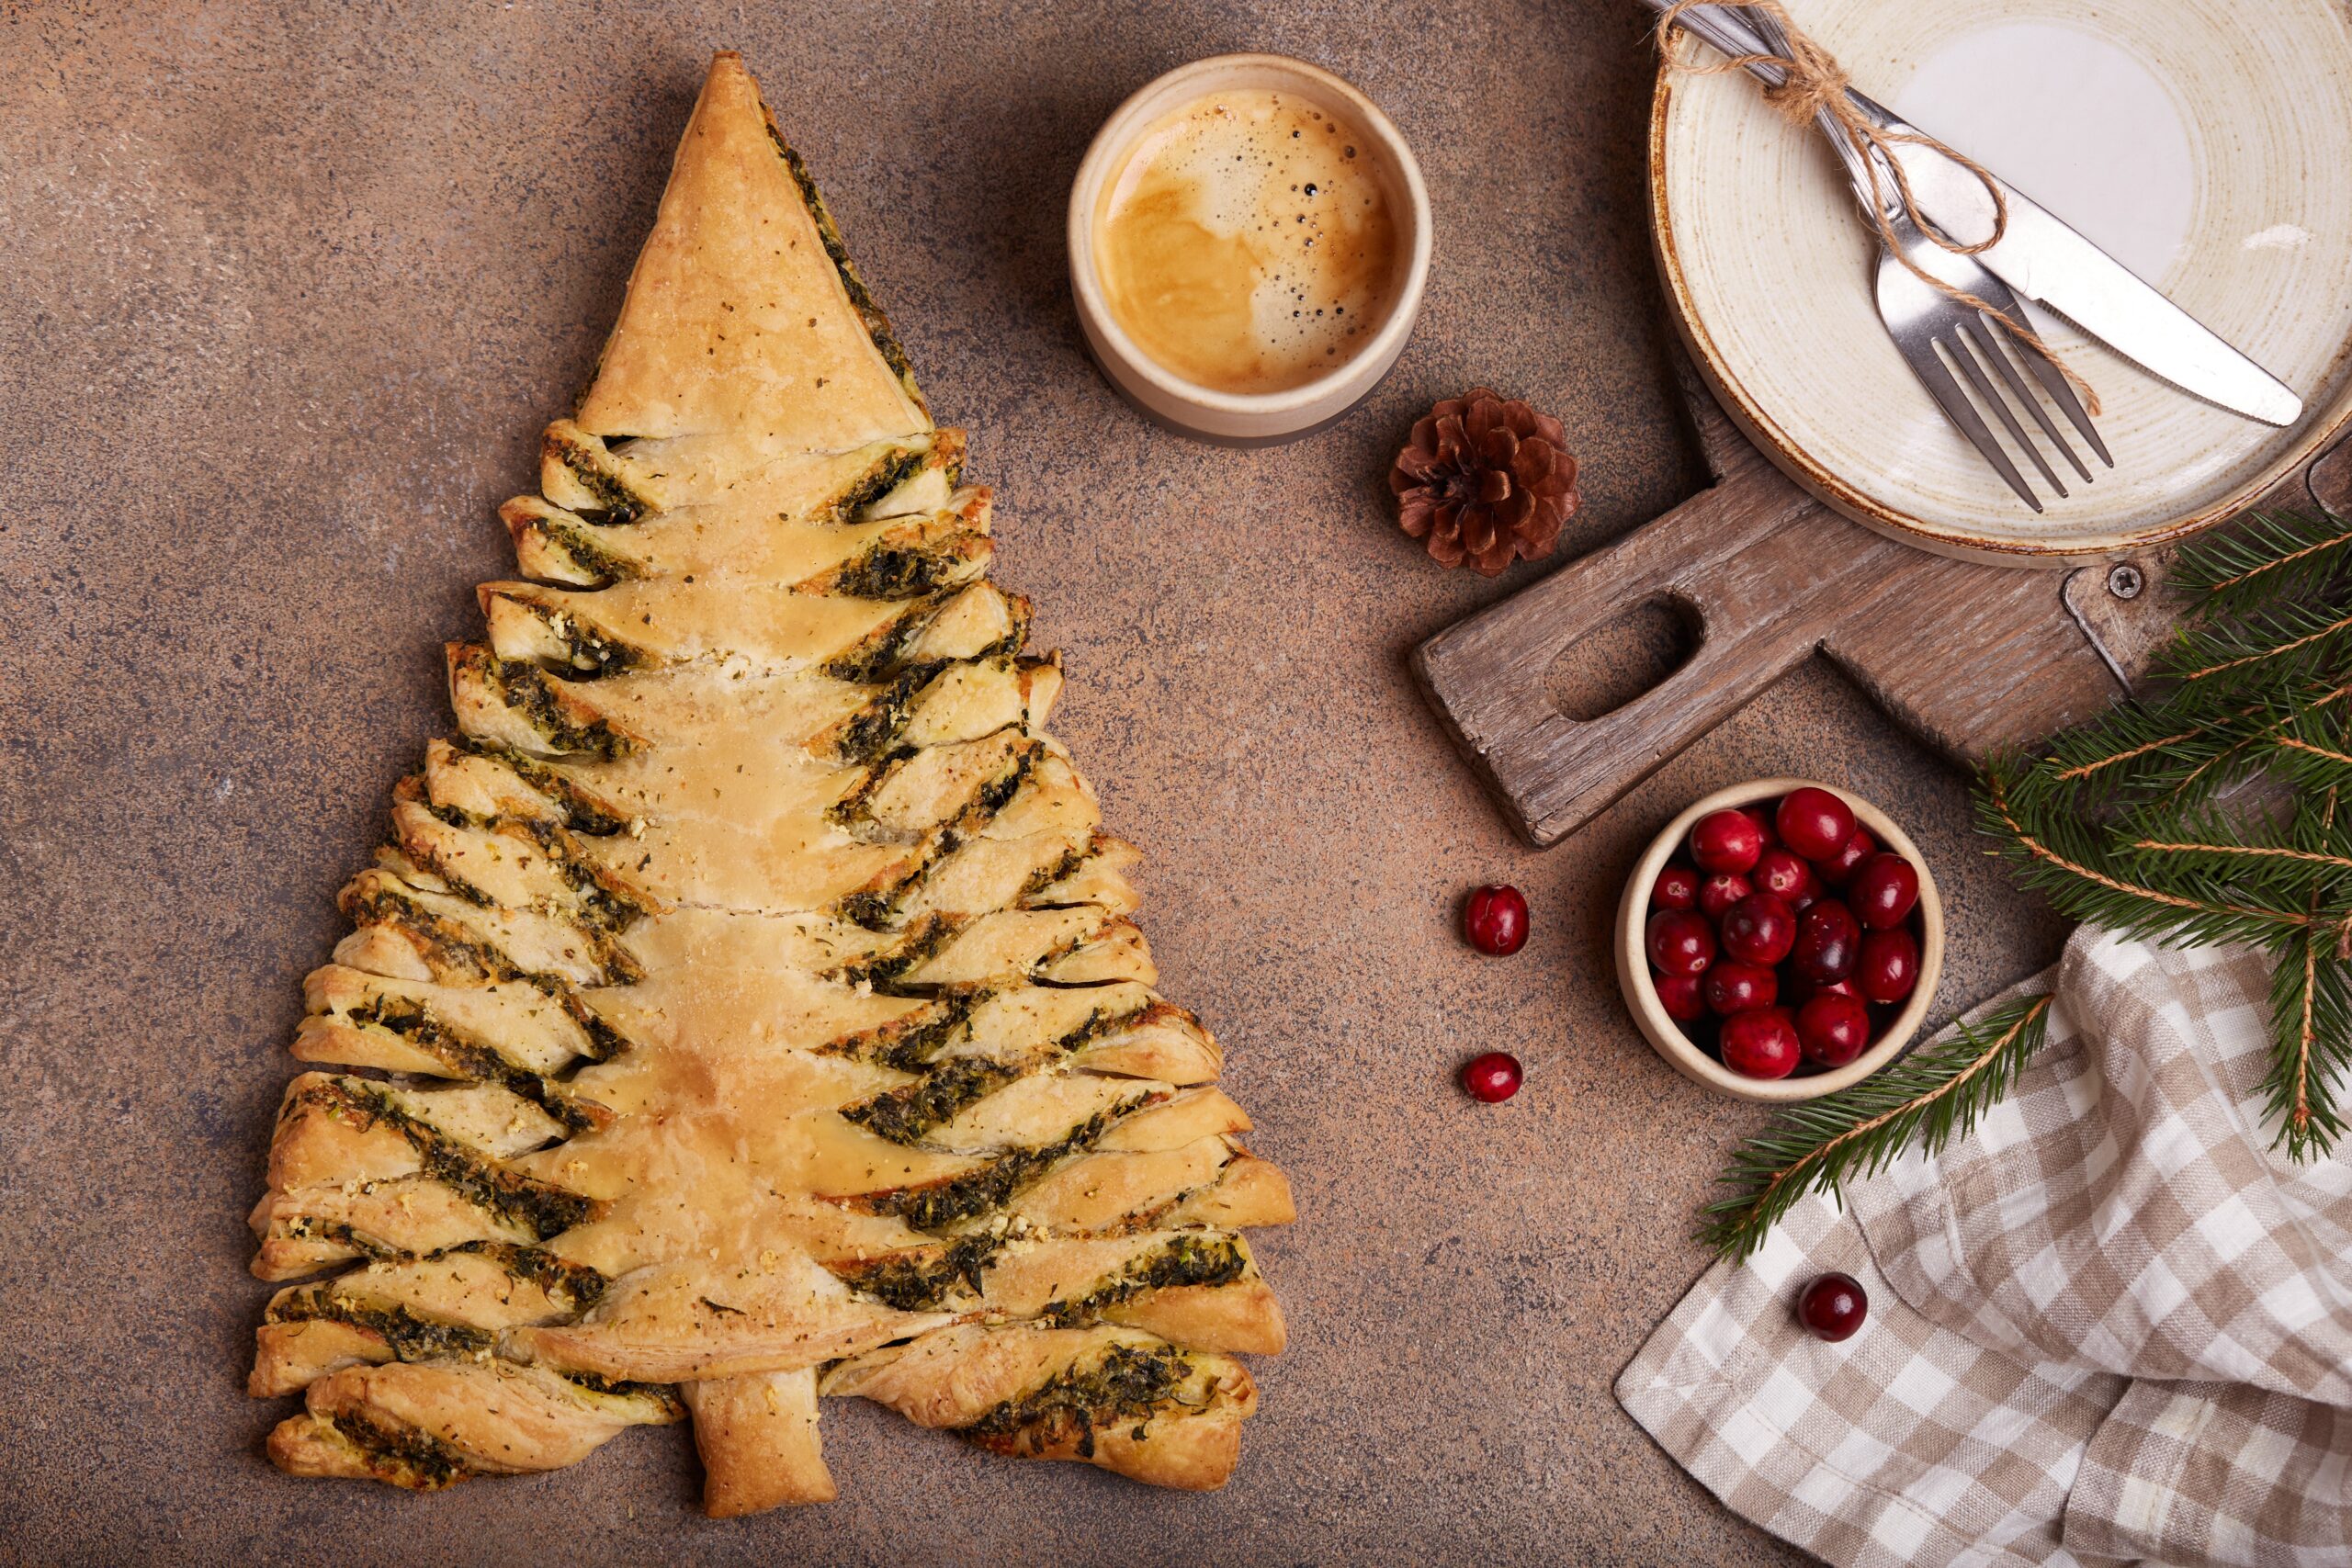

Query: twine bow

[1659,0,2099,414]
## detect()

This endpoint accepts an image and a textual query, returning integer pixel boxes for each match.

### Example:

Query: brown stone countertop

[0,3,2066,1562]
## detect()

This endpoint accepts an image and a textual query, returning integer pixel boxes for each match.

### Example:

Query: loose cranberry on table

[1460,1050,1523,1103]
[1463,884,1530,955]
[1646,908,1717,976]
[1849,852,1921,929]
[1776,786,1858,861]
[1857,927,1921,1003]
[1689,807,1765,874]
[1798,1272,1869,1341]
[1753,846,1819,908]
[1795,990,1871,1068]
[1651,864,1701,911]
[1720,892,1796,966]
[1790,899,1861,986]
[1815,825,1877,886]
[1703,960,1779,1016]
[1654,973,1705,1023]
[1698,870,1752,919]
[1720,1007,1801,1079]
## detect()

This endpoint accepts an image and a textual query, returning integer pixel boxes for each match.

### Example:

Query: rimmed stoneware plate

[1651,0,2352,565]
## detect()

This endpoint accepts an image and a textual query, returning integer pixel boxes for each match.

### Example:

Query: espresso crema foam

[1094,87,1401,395]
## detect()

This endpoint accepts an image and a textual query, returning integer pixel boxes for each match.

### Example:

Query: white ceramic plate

[1651,0,2352,562]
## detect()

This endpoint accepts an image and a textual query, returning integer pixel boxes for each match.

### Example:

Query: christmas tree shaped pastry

[249,52,1292,1517]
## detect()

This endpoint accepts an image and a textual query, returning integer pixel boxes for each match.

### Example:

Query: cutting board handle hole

[1548,593,1701,722]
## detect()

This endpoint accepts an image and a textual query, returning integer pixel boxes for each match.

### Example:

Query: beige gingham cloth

[1618,928,2352,1567]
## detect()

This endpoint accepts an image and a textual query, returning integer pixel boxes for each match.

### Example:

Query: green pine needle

[1977,763,2311,949]
[2159,597,2352,696]
[2173,511,2352,619]
[1699,994,2053,1260]
[2267,924,2352,1160]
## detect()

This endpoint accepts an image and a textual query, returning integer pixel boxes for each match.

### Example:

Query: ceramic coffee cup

[1068,53,1432,444]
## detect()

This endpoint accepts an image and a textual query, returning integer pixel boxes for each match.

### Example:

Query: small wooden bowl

[1614,778,1944,1103]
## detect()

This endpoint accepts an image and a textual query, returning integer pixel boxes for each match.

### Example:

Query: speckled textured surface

[0,4,2070,1562]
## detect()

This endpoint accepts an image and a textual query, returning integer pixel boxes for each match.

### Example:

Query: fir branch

[1699,994,2053,1260]
[2173,511,2352,619]
[2267,908,2352,1160]
[1977,763,2312,948]
[2160,599,2352,694]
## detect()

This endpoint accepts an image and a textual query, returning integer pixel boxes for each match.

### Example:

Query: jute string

[1658,0,2099,414]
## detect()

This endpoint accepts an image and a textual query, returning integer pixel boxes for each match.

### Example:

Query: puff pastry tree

[248,52,1292,1516]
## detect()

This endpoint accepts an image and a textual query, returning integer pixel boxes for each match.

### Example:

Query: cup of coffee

[1069,54,1432,444]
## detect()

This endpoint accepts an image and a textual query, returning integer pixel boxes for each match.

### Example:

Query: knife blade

[1649,2,2305,426]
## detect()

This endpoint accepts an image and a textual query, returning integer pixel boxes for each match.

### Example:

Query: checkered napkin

[1617,928,2352,1568]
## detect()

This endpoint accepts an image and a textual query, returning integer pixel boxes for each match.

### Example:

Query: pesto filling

[827,537,978,601]
[538,606,641,677]
[821,593,948,684]
[328,1410,472,1490]
[825,913,958,995]
[829,444,933,524]
[825,660,949,765]
[268,1286,496,1361]
[861,1100,1148,1233]
[830,747,1038,929]
[534,513,644,585]
[831,1232,1004,1311]
[842,1055,1027,1146]
[296,1077,596,1241]
[817,991,980,1073]
[1039,1235,1248,1327]
[961,1342,1193,1460]
[344,875,640,988]
[441,1240,609,1309]
[345,995,601,1134]
[543,427,652,525]
[447,736,630,836]
[483,656,638,760]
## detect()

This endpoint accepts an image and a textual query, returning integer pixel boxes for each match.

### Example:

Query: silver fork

[1733,5,2114,511]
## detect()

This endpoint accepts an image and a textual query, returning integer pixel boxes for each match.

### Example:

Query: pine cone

[1389,389,1580,575]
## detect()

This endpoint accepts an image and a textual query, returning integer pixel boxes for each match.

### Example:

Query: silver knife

[1647,2,2305,426]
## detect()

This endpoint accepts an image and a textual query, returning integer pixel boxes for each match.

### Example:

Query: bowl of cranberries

[1616,779,1943,1102]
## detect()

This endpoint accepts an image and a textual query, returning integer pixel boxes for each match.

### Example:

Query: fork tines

[1929,310,2113,513]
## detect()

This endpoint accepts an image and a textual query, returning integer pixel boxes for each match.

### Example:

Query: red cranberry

[1721,1008,1801,1079]
[1791,900,1861,986]
[1849,853,1920,930]
[1719,893,1796,966]
[1798,1272,1868,1341]
[1857,928,1921,1003]
[1698,871,1753,919]
[1703,961,1780,1016]
[1651,864,1701,912]
[1753,846,1819,908]
[1792,976,1861,1006]
[1461,1051,1523,1102]
[1689,808,1765,874]
[1645,909,1717,976]
[1795,991,1872,1067]
[1740,805,1778,846]
[1815,825,1877,886]
[1464,884,1530,955]
[1654,973,1705,1022]
[1776,787,1858,861]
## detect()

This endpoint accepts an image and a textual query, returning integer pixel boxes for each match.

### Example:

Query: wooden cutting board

[1412,352,2350,847]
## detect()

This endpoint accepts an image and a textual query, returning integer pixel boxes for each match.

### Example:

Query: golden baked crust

[248,50,1289,1513]
[574,53,926,448]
